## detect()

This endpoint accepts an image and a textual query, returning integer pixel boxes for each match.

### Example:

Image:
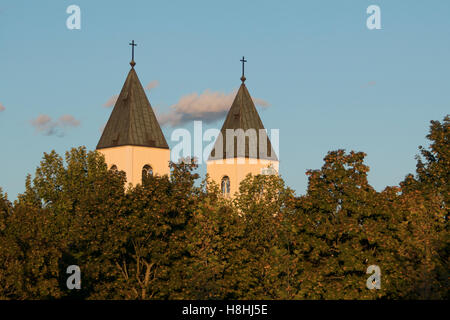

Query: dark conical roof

[97,68,169,150]
[209,83,278,161]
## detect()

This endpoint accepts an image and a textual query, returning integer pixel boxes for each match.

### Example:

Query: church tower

[207,57,279,196]
[96,41,170,186]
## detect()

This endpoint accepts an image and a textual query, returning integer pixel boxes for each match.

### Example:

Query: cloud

[252,97,270,108]
[158,89,270,127]
[362,81,376,88]
[59,114,80,127]
[0,102,5,112]
[103,94,119,108]
[31,114,80,137]
[31,114,52,131]
[145,80,159,91]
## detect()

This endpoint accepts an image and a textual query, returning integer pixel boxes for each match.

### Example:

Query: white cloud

[158,89,270,127]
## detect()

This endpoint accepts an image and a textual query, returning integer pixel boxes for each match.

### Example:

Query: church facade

[97,51,278,196]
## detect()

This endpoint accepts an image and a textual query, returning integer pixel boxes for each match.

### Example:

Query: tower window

[221,176,230,196]
[142,164,153,182]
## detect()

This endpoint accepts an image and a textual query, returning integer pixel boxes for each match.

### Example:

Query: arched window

[221,176,230,196]
[142,164,153,182]
[110,165,118,171]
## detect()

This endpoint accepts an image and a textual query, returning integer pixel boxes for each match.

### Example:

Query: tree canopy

[0,115,448,300]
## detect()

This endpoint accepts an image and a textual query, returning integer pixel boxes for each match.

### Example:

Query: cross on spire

[240,56,247,83]
[129,40,137,67]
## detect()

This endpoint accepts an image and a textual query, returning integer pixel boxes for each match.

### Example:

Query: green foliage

[291,150,381,299]
[0,116,448,300]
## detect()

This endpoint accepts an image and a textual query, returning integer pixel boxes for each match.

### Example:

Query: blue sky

[0,0,449,199]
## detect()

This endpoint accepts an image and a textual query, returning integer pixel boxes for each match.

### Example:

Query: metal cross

[240,56,247,79]
[129,40,137,64]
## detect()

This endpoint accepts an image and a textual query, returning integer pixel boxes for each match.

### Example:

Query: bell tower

[207,57,279,196]
[96,41,170,186]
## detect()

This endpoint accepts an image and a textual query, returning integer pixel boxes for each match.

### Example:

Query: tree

[110,158,204,299]
[2,147,127,299]
[0,196,64,299]
[231,173,296,299]
[291,150,385,299]
[394,115,449,298]
[181,186,243,299]
[0,115,448,300]
[415,115,449,214]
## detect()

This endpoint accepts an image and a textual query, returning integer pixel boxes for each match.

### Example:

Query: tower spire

[129,40,137,67]
[97,56,169,150]
[240,56,247,83]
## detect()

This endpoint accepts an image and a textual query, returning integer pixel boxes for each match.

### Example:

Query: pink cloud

[145,80,159,91]
[103,94,119,108]
[30,114,80,137]
[59,114,80,127]
[362,81,377,88]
